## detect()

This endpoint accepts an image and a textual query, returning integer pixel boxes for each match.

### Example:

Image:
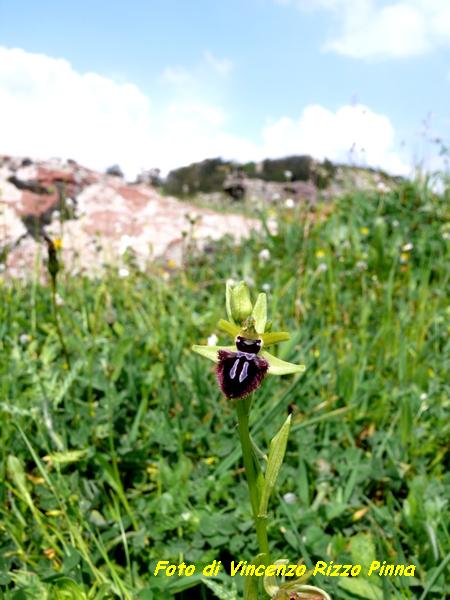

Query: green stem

[51,277,71,368]
[236,396,270,558]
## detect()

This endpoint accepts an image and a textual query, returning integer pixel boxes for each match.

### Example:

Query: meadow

[0,178,448,599]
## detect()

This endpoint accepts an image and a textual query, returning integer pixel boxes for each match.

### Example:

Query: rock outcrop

[0,156,260,279]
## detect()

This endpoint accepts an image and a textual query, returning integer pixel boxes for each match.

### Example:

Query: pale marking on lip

[230,358,239,380]
[236,351,256,360]
[239,360,249,382]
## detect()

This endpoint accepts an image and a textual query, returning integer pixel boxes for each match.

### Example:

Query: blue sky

[0,0,449,176]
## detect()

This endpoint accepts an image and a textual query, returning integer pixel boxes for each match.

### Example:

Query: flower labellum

[217,336,269,399]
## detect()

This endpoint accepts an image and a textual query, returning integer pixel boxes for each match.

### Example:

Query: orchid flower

[192,280,305,399]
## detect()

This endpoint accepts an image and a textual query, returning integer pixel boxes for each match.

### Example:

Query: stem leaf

[258,415,291,518]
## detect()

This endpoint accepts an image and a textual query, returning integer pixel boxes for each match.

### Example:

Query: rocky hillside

[0,156,260,279]
[163,155,399,203]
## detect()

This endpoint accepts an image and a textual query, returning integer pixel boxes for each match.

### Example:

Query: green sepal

[217,319,240,338]
[191,345,235,363]
[258,415,291,518]
[251,293,267,334]
[260,331,290,346]
[261,350,306,375]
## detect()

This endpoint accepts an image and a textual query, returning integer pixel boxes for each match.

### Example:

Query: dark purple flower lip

[217,345,269,399]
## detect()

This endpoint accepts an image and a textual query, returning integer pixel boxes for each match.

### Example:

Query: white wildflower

[317,263,328,273]
[284,170,292,180]
[118,234,135,255]
[376,181,390,194]
[207,334,218,346]
[258,248,271,262]
[118,267,129,278]
[55,293,65,306]
[267,217,278,234]
[285,198,295,208]
[420,392,428,401]
[356,260,368,271]
[19,334,31,345]
[282,492,297,504]
[402,242,414,252]
[262,283,271,293]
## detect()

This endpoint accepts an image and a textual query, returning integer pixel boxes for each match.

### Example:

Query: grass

[0,178,449,599]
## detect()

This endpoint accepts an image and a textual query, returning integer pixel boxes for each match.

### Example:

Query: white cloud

[0,47,153,177]
[161,66,195,86]
[280,0,450,59]
[162,51,233,89]
[261,104,410,174]
[0,46,410,177]
[203,51,233,76]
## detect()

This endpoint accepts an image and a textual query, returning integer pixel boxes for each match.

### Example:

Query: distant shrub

[136,168,162,187]
[259,155,313,182]
[163,155,341,197]
[314,158,337,189]
[165,158,232,196]
[241,161,258,177]
[105,164,124,178]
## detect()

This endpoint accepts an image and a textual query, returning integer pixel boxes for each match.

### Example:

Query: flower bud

[226,280,253,324]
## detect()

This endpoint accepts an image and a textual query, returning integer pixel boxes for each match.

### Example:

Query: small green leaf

[7,455,33,507]
[258,415,291,517]
[44,450,87,465]
[243,570,259,600]
[228,281,253,323]
[350,533,377,576]
[192,345,234,363]
[339,578,383,600]
[261,351,306,375]
[244,554,266,600]
[202,578,238,600]
[251,293,267,334]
